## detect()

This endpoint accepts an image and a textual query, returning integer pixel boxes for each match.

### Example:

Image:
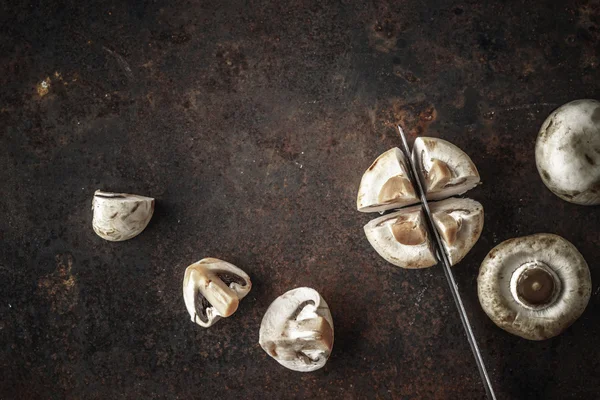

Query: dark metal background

[1,1,599,399]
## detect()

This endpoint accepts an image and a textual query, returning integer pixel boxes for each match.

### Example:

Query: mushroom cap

[535,99,600,205]
[357,148,419,213]
[259,287,334,372]
[92,190,155,241]
[478,233,591,340]
[411,137,480,201]
[430,197,484,266]
[363,204,437,269]
[183,258,252,328]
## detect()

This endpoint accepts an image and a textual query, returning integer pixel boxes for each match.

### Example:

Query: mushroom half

[412,137,480,201]
[357,148,419,212]
[183,258,252,328]
[259,287,334,372]
[92,190,155,241]
[478,233,591,340]
[364,204,437,269]
[536,99,600,205]
[430,197,484,266]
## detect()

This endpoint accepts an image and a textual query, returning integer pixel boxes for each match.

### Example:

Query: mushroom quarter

[535,99,600,205]
[477,233,591,340]
[259,287,334,372]
[183,258,252,328]
[92,190,155,241]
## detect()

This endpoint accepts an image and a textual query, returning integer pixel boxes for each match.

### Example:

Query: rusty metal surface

[1,0,599,399]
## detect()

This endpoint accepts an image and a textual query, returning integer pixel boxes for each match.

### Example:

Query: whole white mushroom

[536,99,600,205]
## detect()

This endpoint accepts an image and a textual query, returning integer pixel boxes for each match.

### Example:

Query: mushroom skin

[430,197,484,266]
[259,287,334,372]
[357,148,419,213]
[183,258,251,328]
[411,137,480,201]
[478,233,591,340]
[92,190,155,241]
[536,99,600,205]
[363,204,437,269]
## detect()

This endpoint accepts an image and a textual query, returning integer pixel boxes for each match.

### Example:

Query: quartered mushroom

[536,99,600,205]
[183,258,251,328]
[363,204,437,269]
[259,287,334,372]
[357,147,419,212]
[92,190,155,241]
[412,137,480,201]
[478,233,591,340]
[430,197,484,266]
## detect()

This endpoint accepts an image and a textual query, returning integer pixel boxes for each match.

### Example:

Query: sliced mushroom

[357,148,419,212]
[364,204,437,269]
[430,197,484,266]
[536,99,600,205]
[478,233,591,340]
[183,258,252,328]
[412,137,480,201]
[92,190,155,241]
[259,287,334,372]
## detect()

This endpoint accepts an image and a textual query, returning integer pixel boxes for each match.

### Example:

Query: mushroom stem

[510,261,561,309]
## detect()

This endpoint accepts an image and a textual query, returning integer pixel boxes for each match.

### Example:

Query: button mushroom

[412,137,480,201]
[363,204,437,269]
[92,190,155,241]
[478,233,591,340]
[430,197,484,266]
[357,147,419,212]
[183,258,252,328]
[535,99,600,205]
[259,287,334,372]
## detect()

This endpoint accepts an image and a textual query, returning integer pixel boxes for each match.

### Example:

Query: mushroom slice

[183,258,252,328]
[364,204,437,269]
[430,197,484,266]
[536,99,600,205]
[411,137,480,201]
[357,148,419,213]
[92,190,155,241]
[259,287,334,372]
[478,233,591,340]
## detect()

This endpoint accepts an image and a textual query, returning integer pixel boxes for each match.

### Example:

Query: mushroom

[535,99,600,205]
[259,287,334,372]
[92,190,155,241]
[430,197,484,266]
[411,137,480,201]
[478,233,591,340]
[357,148,419,212]
[183,258,252,328]
[363,204,437,269]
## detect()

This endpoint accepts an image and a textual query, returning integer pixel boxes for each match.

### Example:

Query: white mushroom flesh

[92,190,155,241]
[357,148,419,212]
[535,99,600,205]
[478,233,591,340]
[411,137,480,201]
[183,258,252,328]
[259,287,334,372]
[363,204,437,269]
[430,197,484,266]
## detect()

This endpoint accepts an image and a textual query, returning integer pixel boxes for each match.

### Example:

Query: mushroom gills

[430,197,484,266]
[412,137,480,200]
[259,287,334,372]
[357,148,419,212]
[364,204,437,269]
[182,258,252,328]
[92,190,155,241]
[477,233,591,340]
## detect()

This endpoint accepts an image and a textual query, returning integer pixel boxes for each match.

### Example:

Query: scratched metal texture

[1,0,599,399]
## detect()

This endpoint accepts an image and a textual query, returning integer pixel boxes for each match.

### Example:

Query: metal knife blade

[396,125,497,400]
